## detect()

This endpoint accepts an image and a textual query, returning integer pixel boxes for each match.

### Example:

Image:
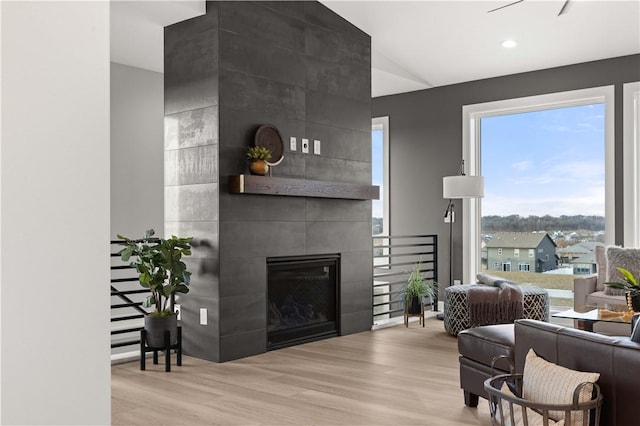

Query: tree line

[481,215,605,232]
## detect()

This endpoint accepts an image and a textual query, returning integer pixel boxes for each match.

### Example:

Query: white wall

[110,63,163,360]
[1,2,111,424]
[111,62,164,239]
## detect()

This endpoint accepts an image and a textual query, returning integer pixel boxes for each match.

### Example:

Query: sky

[480,103,605,217]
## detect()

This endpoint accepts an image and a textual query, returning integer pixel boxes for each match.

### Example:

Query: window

[493,262,499,269]
[528,249,534,258]
[502,263,511,272]
[497,248,503,255]
[372,117,389,236]
[462,85,624,306]
[482,102,604,301]
[624,82,640,247]
[463,86,618,308]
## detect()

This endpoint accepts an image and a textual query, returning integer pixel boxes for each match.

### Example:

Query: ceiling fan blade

[487,0,524,14]
[558,0,571,16]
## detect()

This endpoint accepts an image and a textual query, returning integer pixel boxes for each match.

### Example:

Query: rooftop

[485,231,552,249]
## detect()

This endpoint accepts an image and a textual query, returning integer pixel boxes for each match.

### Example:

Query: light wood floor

[112,318,492,425]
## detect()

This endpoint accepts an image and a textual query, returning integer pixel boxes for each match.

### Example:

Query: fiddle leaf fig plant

[117,229,193,317]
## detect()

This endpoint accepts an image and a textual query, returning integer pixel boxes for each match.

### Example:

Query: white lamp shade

[443,175,484,199]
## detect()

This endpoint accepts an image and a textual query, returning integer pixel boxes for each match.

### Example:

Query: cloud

[507,160,604,187]
[541,124,572,132]
[511,160,533,171]
[541,123,601,134]
[533,104,605,134]
[482,187,605,217]
[577,122,597,131]
[486,160,605,216]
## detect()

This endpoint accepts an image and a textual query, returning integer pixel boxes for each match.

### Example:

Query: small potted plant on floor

[247,146,272,176]
[402,262,436,314]
[117,229,192,348]
[605,267,640,312]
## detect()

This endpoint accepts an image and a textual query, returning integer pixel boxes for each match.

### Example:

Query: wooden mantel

[229,175,380,200]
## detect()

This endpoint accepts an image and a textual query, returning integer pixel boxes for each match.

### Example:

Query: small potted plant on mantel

[117,229,192,348]
[246,146,272,176]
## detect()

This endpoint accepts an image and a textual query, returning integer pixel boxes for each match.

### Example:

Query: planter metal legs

[140,326,182,372]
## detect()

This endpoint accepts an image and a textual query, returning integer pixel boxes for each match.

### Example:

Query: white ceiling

[111,1,640,98]
[322,0,640,97]
[110,1,205,73]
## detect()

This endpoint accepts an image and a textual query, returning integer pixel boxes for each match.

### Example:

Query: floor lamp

[436,161,484,320]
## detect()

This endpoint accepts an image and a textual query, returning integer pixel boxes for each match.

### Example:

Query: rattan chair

[484,374,602,426]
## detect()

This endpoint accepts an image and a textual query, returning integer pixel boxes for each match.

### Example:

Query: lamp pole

[439,162,484,321]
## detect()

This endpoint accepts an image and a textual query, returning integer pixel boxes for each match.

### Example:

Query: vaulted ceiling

[323,0,640,97]
[110,1,640,98]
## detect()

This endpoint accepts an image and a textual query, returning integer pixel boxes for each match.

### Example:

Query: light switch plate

[199,308,207,325]
[290,136,296,151]
[313,139,321,155]
[302,138,309,154]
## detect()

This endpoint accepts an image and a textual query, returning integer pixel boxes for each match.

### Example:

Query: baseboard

[371,310,439,330]
[111,350,140,365]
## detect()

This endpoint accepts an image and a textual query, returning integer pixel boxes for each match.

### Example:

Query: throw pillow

[604,285,627,296]
[595,245,607,291]
[606,246,640,289]
[496,382,563,426]
[523,349,599,423]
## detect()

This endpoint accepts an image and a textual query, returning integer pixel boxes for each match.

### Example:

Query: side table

[140,326,182,372]
[404,302,425,327]
[444,284,549,336]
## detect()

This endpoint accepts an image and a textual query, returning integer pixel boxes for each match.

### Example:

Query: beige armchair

[573,273,625,310]
[573,245,638,334]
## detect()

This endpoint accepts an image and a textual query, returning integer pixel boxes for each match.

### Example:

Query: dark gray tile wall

[164,2,221,361]
[165,0,372,362]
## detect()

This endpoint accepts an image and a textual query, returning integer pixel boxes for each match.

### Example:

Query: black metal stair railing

[372,234,438,324]
[110,241,148,349]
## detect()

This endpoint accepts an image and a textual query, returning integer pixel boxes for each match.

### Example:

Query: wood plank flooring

[112,318,492,425]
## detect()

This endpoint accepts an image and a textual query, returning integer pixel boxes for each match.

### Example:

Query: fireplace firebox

[267,254,340,350]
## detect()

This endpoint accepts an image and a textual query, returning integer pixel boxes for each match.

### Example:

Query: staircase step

[111,288,147,295]
[111,339,141,349]
[112,314,145,322]
[111,327,143,335]
[111,302,144,309]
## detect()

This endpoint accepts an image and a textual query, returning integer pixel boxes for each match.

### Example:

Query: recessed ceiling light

[502,40,518,48]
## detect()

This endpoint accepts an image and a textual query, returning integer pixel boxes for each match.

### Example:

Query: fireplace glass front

[267,254,340,350]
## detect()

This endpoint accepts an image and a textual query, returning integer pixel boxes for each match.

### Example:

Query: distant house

[571,253,598,275]
[557,242,604,274]
[485,232,557,273]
